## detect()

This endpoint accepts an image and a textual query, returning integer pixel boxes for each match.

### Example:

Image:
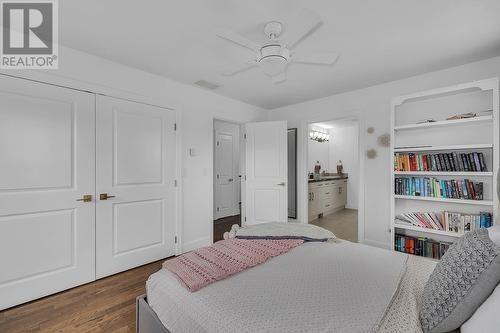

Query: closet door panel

[96,96,176,278]
[0,76,95,310]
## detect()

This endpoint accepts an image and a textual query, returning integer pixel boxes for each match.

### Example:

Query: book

[461,154,469,171]
[468,153,476,171]
[394,152,488,173]
[478,152,487,171]
[395,211,492,233]
[395,234,451,259]
[395,177,484,200]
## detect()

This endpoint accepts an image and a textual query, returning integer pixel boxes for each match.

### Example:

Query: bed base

[136,294,171,333]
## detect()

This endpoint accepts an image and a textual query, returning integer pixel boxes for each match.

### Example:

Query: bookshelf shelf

[393,171,493,177]
[390,77,499,259]
[394,115,492,131]
[393,223,463,238]
[394,195,493,206]
[394,143,493,153]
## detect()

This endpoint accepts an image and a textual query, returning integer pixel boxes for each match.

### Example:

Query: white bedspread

[147,241,429,333]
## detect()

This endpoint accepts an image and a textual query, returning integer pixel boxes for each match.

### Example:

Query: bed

[138,239,437,333]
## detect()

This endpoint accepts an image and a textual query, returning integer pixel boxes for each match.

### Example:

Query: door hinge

[243,133,247,139]
[216,174,219,179]
[217,207,220,212]
[216,141,219,146]
[174,123,177,131]
[174,179,178,187]
[244,216,247,222]
[174,236,178,243]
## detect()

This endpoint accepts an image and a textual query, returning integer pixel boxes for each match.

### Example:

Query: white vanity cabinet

[308,178,347,222]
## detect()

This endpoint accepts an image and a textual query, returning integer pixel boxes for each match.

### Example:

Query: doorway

[288,128,298,219]
[213,119,242,242]
[306,118,360,242]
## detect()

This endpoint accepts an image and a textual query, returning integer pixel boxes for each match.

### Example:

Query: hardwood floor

[311,209,358,242]
[213,214,241,242]
[0,258,170,333]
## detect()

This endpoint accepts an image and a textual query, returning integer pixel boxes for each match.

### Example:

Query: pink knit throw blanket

[163,238,304,292]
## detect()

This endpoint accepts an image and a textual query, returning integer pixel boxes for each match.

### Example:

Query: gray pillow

[420,229,500,333]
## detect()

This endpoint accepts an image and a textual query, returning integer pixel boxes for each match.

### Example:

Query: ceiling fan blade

[221,60,257,76]
[272,72,287,84]
[293,53,339,65]
[216,28,260,52]
[285,9,322,49]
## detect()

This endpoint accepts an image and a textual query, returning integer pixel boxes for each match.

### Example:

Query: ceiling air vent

[193,80,220,90]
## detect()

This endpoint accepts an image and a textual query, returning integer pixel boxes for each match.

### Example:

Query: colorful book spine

[394,177,484,200]
[394,152,487,172]
[395,234,451,259]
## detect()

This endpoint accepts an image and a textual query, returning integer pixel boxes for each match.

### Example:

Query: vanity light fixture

[309,129,330,143]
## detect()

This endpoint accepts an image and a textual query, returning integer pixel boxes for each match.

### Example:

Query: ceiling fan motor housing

[257,44,290,76]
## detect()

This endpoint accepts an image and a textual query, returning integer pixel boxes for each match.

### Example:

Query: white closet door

[96,96,176,278]
[215,131,236,219]
[0,76,95,310]
[245,121,288,225]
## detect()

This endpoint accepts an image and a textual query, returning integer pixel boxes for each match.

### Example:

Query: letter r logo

[2,2,53,54]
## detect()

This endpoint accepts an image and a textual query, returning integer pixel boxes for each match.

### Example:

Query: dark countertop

[308,174,348,183]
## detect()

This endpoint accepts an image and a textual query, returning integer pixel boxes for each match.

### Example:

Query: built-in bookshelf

[390,78,499,259]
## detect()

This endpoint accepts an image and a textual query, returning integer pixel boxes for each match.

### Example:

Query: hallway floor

[311,209,358,242]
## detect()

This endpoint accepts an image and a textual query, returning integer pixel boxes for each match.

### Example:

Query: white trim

[393,224,463,238]
[394,115,492,131]
[392,77,499,106]
[394,171,493,177]
[174,109,183,255]
[0,72,175,111]
[394,143,492,152]
[210,117,245,245]
[182,237,211,254]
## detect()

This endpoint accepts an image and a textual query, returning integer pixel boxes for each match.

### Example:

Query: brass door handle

[76,194,92,202]
[99,193,116,200]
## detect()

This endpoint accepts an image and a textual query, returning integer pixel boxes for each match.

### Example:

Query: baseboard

[181,237,210,253]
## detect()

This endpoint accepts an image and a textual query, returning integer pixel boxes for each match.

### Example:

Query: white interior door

[0,76,95,310]
[214,121,240,220]
[245,121,288,225]
[96,96,176,278]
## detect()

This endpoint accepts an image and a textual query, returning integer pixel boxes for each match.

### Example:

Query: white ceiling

[59,0,500,109]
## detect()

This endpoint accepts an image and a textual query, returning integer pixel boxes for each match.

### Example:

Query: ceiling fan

[216,9,339,83]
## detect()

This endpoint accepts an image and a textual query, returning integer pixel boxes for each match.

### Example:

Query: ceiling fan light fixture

[258,55,288,76]
[258,44,290,76]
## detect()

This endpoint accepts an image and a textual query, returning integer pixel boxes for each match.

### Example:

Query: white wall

[266,55,500,249]
[329,124,359,209]
[308,125,330,173]
[1,45,265,254]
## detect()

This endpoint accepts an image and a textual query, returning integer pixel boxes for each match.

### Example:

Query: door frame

[288,128,298,220]
[0,73,183,256]
[210,118,244,244]
[302,115,365,244]
[213,120,241,220]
